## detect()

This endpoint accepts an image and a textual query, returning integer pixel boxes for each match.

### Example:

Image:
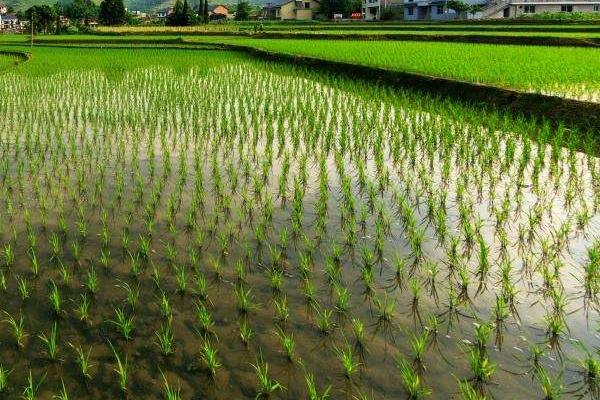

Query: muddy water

[0,49,598,399]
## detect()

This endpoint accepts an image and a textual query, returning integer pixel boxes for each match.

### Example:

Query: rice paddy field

[0,54,18,72]
[0,44,599,400]
[191,37,600,103]
[93,25,600,38]
[3,34,600,103]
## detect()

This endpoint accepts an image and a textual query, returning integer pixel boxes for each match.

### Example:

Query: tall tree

[181,0,191,25]
[25,5,57,33]
[54,2,63,34]
[318,0,354,17]
[197,0,204,22]
[167,0,183,25]
[235,0,250,20]
[203,0,209,23]
[99,0,126,25]
[167,0,193,26]
[64,0,99,24]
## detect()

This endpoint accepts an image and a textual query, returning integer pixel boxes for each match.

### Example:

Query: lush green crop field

[0,53,18,72]
[193,37,600,102]
[93,23,600,37]
[0,45,598,399]
[4,34,600,101]
[256,29,600,37]
[0,45,250,76]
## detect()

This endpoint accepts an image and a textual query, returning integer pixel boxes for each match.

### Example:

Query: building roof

[208,4,229,12]
[1,13,19,21]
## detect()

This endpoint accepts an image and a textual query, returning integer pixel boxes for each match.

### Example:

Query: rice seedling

[315,306,335,335]
[115,280,139,309]
[108,341,128,393]
[373,292,396,323]
[3,311,27,349]
[48,280,62,317]
[161,371,182,400]
[239,318,255,347]
[252,352,285,398]
[458,379,487,400]
[75,293,91,323]
[468,347,496,385]
[3,243,14,268]
[194,302,214,337]
[236,286,255,314]
[273,296,290,323]
[410,329,429,366]
[0,364,12,392]
[108,307,135,341]
[16,276,30,301]
[534,367,563,400]
[68,342,94,380]
[22,369,45,400]
[53,379,69,400]
[334,344,361,379]
[84,266,99,295]
[274,327,295,361]
[38,322,59,361]
[396,357,431,399]
[155,320,175,356]
[303,368,332,400]
[199,340,221,378]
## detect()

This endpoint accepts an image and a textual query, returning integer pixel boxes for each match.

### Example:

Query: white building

[0,14,26,32]
[404,0,485,20]
[481,0,600,18]
[363,0,403,19]
[404,0,600,19]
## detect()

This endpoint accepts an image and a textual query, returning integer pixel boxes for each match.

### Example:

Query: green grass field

[192,37,600,101]
[93,23,600,38]
[3,33,599,101]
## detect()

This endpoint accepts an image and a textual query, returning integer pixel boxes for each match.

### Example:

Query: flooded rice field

[0,49,598,399]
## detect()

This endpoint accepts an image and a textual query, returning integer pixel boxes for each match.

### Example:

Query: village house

[0,2,7,14]
[403,0,600,19]
[362,0,403,19]
[480,0,600,18]
[155,7,174,19]
[0,13,26,32]
[208,4,231,19]
[261,0,321,20]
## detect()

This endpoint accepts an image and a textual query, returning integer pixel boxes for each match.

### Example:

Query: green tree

[54,2,63,34]
[469,3,483,15]
[25,5,57,33]
[99,0,126,25]
[203,0,209,22]
[197,0,204,22]
[235,0,250,20]
[447,0,470,15]
[167,0,183,25]
[318,0,354,18]
[181,0,191,24]
[64,0,100,24]
[167,0,193,25]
